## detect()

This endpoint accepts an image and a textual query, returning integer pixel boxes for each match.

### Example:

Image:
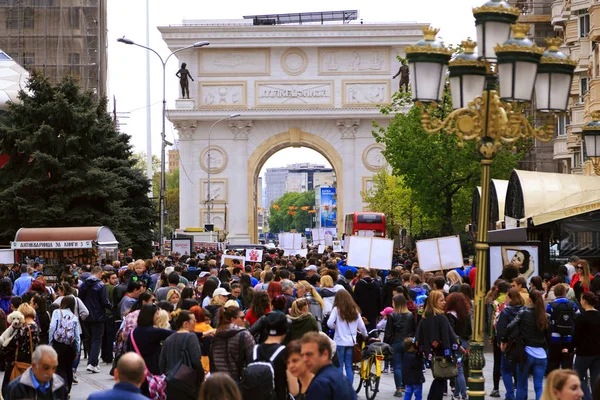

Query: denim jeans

[392,342,405,390]
[337,345,354,387]
[516,353,547,400]
[87,321,104,367]
[404,384,423,400]
[452,339,468,399]
[501,354,516,400]
[574,355,600,400]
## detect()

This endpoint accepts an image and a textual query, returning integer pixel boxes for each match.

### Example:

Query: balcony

[588,78,600,116]
[552,0,570,27]
[591,3,600,41]
[565,18,579,44]
[579,38,591,67]
[553,136,569,158]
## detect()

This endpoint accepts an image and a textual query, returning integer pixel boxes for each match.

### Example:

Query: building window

[23,8,34,29]
[580,77,589,104]
[68,53,80,65]
[557,114,569,136]
[22,52,34,67]
[69,8,80,29]
[580,13,590,37]
[6,9,18,30]
[573,149,582,168]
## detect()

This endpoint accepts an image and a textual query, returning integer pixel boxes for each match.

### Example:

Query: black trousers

[53,341,76,392]
[547,341,573,374]
[101,315,115,363]
[493,337,502,390]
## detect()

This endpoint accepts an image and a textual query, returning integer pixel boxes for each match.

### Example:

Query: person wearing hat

[204,288,230,327]
[304,265,320,281]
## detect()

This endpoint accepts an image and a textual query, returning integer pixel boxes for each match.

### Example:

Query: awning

[11,226,119,250]
[505,169,600,226]
[472,180,509,229]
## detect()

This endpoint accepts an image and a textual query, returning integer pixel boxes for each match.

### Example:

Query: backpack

[551,301,576,337]
[240,344,285,400]
[492,300,507,330]
[53,311,75,345]
[415,294,428,316]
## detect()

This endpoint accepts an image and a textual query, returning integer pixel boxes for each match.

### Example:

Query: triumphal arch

[159,12,426,244]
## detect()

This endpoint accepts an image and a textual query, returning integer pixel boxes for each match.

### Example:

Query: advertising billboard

[320,187,337,227]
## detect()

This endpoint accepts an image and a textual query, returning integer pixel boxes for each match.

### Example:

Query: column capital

[337,119,360,139]
[173,120,197,140]
[229,120,253,140]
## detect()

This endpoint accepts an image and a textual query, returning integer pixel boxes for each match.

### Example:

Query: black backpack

[551,300,575,336]
[240,344,285,400]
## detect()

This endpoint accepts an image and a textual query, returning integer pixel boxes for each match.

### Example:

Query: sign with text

[11,241,93,250]
[416,236,463,272]
[171,238,192,256]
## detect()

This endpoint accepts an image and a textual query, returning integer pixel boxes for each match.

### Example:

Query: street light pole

[117,37,209,254]
[206,114,241,229]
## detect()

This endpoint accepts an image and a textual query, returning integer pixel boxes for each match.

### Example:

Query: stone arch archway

[247,128,344,243]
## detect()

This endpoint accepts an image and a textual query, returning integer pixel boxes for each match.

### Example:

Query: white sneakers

[86,364,100,373]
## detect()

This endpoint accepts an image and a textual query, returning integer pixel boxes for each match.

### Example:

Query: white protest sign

[245,249,263,263]
[416,236,464,272]
[332,240,343,253]
[221,255,245,267]
[317,244,326,254]
[346,236,393,270]
[283,248,308,257]
[171,239,192,255]
[325,234,334,247]
[312,228,325,245]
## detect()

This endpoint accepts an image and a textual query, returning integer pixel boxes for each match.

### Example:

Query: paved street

[0,352,539,399]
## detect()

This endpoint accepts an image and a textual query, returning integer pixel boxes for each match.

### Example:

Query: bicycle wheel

[364,358,381,400]
[352,362,363,393]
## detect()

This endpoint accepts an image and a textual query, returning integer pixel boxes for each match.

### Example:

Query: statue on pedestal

[393,59,410,93]
[176,63,194,99]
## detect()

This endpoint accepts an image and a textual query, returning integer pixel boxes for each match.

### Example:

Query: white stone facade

[159,20,426,244]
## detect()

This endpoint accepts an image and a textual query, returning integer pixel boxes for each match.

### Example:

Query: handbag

[431,356,458,379]
[502,309,526,364]
[130,330,166,400]
[10,326,33,381]
[166,334,198,399]
[347,321,362,363]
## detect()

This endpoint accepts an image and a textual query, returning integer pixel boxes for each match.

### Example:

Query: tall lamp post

[405,1,575,398]
[117,37,210,253]
[206,114,241,229]
[583,112,600,175]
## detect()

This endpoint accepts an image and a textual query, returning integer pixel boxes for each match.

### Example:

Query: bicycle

[353,329,385,400]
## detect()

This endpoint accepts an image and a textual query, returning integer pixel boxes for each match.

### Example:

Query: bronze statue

[393,59,410,93]
[176,62,194,99]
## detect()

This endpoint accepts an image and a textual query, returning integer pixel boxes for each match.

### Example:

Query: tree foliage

[268,191,315,233]
[0,71,155,255]
[374,80,525,236]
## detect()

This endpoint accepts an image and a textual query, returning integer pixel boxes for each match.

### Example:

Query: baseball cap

[264,311,288,336]
[213,288,230,298]
[304,265,317,272]
[380,307,394,317]
[198,271,210,278]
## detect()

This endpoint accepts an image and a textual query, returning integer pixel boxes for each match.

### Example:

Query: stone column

[337,119,360,218]
[173,120,198,230]
[227,120,253,244]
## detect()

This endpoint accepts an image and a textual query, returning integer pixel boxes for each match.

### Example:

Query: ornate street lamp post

[405,1,575,399]
[583,113,600,175]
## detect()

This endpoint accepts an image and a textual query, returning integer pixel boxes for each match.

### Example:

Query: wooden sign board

[416,236,463,272]
[346,236,393,270]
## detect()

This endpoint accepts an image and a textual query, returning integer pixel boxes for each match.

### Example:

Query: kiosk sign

[11,241,93,250]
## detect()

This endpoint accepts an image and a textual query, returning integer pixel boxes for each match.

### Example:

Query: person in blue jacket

[300,331,357,400]
[87,353,149,400]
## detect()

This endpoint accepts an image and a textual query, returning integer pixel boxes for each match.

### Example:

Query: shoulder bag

[130,330,167,400]
[347,321,362,363]
[431,356,458,379]
[166,333,199,399]
[10,326,33,381]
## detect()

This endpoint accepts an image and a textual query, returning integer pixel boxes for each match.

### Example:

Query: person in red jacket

[469,266,477,289]
[571,260,593,301]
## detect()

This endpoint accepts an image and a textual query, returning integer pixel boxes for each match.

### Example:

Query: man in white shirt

[565,256,579,280]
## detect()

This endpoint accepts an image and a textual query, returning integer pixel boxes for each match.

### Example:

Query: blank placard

[347,236,371,267]
[417,236,463,271]
[347,236,394,270]
[370,238,394,270]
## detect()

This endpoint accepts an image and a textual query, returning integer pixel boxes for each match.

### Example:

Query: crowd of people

[0,249,596,400]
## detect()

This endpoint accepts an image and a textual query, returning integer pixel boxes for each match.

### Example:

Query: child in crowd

[378,307,394,373]
[131,259,152,289]
[402,337,424,400]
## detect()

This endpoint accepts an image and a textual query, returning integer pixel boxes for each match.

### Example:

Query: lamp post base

[467,341,486,400]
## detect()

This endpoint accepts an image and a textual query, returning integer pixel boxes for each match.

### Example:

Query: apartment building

[0,0,108,97]
[551,0,597,175]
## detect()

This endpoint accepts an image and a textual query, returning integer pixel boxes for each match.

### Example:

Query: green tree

[0,71,155,255]
[268,191,315,233]
[132,152,160,175]
[152,168,179,236]
[374,101,524,236]
[361,169,436,239]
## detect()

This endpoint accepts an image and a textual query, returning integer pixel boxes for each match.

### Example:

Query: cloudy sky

[107,0,483,173]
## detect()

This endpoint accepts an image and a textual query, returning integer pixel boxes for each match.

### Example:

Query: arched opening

[247,129,344,243]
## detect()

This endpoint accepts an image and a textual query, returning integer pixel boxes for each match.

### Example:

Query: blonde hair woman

[287,298,319,343]
[155,309,171,329]
[541,369,583,400]
[295,281,325,330]
[167,289,180,306]
[447,270,462,293]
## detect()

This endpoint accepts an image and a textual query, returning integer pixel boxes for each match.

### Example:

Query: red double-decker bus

[344,212,386,238]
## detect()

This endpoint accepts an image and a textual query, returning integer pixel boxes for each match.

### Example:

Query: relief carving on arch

[229,120,253,140]
[336,119,360,139]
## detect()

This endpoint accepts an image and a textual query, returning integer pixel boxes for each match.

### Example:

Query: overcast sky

[107,0,483,173]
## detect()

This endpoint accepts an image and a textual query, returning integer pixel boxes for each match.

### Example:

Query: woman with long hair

[502,290,550,400]
[239,274,254,311]
[200,279,218,308]
[286,340,315,400]
[541,369,584,400]
[447,270,462,293]
[296,280,325,331]
[572,260,594,301]
[326,289,367,387]
[446,292,472,400]
[245,290,270,327]
[199,372,242,400]
[30,294,50,344]
[488,280,510,397]
[384,294,415,397]
[287,298,319,343]
[48,296,80,393]
[572,292,600,400]
[53,282,89,321]
[496,289,525,400]
[415,290,463,400]
[267,281,283,302]
[530,276,544,292]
